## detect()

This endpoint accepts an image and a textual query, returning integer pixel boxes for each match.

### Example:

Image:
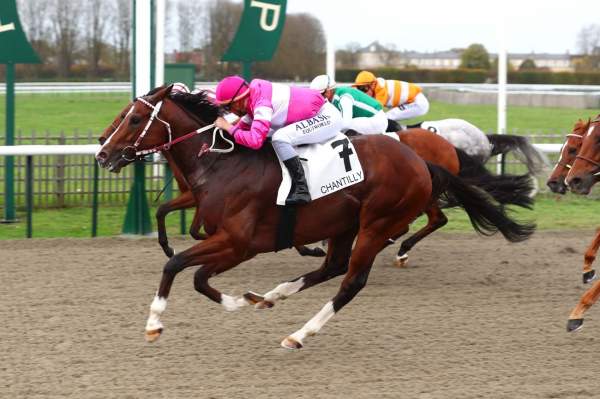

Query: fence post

[91,161,99,237]
[26,155,33,238]
[56,132,66,207]
[2,62,16,223]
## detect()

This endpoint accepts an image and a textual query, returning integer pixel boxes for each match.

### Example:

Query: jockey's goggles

[224,81,249,110]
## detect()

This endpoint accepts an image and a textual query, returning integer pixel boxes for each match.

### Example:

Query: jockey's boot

[283,156,311,206]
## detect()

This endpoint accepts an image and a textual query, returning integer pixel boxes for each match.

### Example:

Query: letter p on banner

[222,0,287,62]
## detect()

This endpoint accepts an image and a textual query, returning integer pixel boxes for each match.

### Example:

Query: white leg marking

[264,277,305,303]
[396,253,409,261]
[284,301,335,348]
[220,294,251,312]
[145,295,167,332]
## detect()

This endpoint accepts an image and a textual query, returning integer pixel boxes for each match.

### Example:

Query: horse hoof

[281,336,303,350]
[567,319,584,333]
[255,300,275,310]
[145,328,163,342]
[310,247,327,257]
[395,254,409,268]
[243,291,264,305]
[583,270,596,284]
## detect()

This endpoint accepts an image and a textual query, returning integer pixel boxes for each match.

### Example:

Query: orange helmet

[353,71,377,86]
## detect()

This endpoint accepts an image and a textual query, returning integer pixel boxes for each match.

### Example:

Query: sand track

[2,231,600,398]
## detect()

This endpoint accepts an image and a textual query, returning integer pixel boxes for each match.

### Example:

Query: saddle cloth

[276,133,364,205]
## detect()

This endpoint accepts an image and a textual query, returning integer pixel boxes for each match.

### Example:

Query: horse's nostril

[96,151,108,162]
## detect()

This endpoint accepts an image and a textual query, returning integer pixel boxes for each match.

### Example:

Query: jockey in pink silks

[214,76,343,205]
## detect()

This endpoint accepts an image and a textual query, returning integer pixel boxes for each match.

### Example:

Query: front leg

[582,227,600,284]
[145,231,251,342]
[156,191,195,258]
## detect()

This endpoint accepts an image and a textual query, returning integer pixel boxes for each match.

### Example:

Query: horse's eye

[568,147,577,155]
[130,115,141,124]
[98,137,106,145]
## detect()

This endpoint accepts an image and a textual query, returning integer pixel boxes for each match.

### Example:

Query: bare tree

[576,24,600,71]
[85,0,110,77]
[577,24,600,55]
[113,0,131,76]
[336,42,362,68]
[17,0,50,44]
[256,13,326,80]
[50,0,81,77]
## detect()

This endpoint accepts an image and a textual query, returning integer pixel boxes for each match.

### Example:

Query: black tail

[426,162,536,243]
[486,134,549,175]
[455,148,534,209]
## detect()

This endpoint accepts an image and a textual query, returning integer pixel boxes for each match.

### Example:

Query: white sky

[283,0,599,54]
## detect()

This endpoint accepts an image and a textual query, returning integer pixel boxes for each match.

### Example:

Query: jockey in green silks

[310,75,388,135]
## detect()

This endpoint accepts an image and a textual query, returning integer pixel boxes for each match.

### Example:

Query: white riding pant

[271,102,343,161]
[386,92,430,121]
[345,110,388,135]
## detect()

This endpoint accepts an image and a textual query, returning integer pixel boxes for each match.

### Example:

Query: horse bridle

[573,120,600,176]
[106,96,234,162]
[556,133,583,170]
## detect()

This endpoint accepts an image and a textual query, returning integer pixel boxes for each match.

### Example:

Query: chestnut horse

[546,118,600,284]
[565,115,600,332]
[96,86,533,349]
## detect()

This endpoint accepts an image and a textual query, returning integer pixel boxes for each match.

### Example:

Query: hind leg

[245,228,356,309]
[281,210,418,349]
[582,228,600,284]
[395,205,448,267]
[281,230,386,349]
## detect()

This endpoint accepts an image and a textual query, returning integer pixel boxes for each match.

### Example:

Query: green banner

[0,0,40,64]
[222,0,287,62]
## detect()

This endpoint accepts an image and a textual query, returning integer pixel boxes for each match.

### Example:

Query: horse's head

[546,119,588,194]
[566,115,600,194]
[96,85,175,172]
[99,100,135,146]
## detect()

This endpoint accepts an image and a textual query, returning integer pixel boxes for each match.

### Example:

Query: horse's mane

[169,90,223,124]
[573,118,591,133]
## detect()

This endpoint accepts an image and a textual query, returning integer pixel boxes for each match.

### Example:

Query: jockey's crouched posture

[214,76,343,205]
[353,71,429,124]
[310,75,387,135]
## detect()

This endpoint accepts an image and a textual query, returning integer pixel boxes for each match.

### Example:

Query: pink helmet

[215,75,250,104]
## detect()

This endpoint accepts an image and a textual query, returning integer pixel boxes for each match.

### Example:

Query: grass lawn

[0,195,597,240]
[0,93,591,137]
[0,92,129,136]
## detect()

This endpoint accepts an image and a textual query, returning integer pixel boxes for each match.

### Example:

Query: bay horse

[96,85,533,349]
[564,115,600,332]
[102,101,532,268]
[546,119,600,284]
[100,108,326,258]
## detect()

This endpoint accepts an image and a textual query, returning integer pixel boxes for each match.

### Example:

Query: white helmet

[310,74,336,93]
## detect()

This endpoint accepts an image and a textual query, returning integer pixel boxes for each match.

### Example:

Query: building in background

[344,41,576,72]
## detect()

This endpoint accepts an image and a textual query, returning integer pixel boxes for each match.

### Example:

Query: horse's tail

[426,162,536,243]
[486,134,549,175]
[455,148,534,209]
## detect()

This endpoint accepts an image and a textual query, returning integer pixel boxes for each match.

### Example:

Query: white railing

[2,82,600,95]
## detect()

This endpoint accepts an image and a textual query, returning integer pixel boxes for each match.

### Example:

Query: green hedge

[336,68,600,85]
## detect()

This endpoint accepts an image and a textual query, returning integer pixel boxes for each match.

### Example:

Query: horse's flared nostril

[96,151,108,163]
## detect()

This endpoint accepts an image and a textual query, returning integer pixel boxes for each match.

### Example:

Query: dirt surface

[2,231,600,398]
